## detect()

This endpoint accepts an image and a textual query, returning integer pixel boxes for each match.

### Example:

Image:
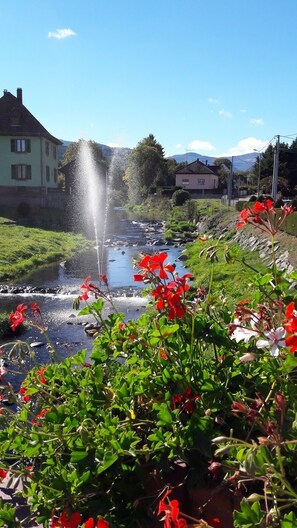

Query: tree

[124,134,168,205]
[286,138,297,191]
[252,143,289,191]
[62,139,105,166]
[213,157,232,189]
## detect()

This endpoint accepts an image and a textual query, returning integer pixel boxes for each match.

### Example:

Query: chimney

[17,88,22,104]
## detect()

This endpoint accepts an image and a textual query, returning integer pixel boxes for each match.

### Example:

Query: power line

[280,133,297,139]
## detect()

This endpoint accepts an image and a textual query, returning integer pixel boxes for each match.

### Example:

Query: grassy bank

[185,237,269,305]
[0,218,91,281]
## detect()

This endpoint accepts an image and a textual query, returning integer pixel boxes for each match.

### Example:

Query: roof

[175,159,217,176]
[0,89,62,145]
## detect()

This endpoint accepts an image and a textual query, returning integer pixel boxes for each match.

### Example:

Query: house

[0,88,63,212]
[175,159,219,194]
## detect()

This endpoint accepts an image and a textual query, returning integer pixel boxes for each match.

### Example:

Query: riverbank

[184,207,297,304]
[0,218,91,282]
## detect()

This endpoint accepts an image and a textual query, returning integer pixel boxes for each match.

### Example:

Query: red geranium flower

[80,276,99,301]
[30,303,41,317]
[10,303,28,331]
[150,252,175,279]
[158,489,187,527]
[0,468,7,479]
[99,274,108,285]
[96,519,109,528]
[52,511,82,528]
[172,388,200,415]
[36,367,47,384]
[285,334,297,353]
[236,199,294,235]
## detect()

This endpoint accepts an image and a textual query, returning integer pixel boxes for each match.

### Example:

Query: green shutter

[27,165,32,180]
[11,165,16,179]
[11,139,16,152]
[26,139,31,153]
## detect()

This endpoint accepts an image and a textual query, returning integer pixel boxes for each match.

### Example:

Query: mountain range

[169,151,258,171]
[58,141,258,172]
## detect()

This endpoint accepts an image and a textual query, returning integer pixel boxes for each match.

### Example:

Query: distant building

[175,159,219,193]
[0,88,64,212]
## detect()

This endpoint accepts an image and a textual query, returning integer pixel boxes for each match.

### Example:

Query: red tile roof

[0,89,62,145]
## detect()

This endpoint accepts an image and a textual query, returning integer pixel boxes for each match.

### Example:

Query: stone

[30,341,45,348]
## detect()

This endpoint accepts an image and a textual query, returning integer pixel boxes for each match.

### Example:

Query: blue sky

[2,0,297,158]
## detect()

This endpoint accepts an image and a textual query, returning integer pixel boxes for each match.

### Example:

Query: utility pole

[272,135,280,200]
[227,156,233,206]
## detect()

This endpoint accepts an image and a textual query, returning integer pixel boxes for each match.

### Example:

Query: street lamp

[253,149,262,197]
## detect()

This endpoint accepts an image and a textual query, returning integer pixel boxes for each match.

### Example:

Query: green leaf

[233,499,265,527]
[155,403,174,425]
[96,452,118,475]
[78,306,93,316]
[150,324,179,338]
[91,298,105,312]
[281,511,297,528]
[70,450,88,462]
[18,409,28,421]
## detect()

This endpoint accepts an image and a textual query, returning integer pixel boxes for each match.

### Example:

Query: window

[53,168,57,183]
[182,178,189,185]
[46,166,50,182]
[197,178,205,185]
[45,142,49,156]
[11,164,32,180]
[11,139,31,153]
[53,145,57,159]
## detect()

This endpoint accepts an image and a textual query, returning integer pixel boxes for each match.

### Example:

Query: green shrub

[171,189,190,206]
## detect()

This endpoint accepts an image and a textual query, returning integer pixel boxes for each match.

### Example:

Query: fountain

[75,139,108,279]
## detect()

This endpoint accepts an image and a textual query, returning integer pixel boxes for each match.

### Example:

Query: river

[0,211,188,359]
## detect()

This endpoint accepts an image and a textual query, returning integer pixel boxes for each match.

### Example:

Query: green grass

[185,236,269,306]
[0,221,91,281]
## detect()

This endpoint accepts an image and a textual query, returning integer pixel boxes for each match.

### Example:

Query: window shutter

[27,165,32,180]
[11,165,16,179]
[26,139,31,153]
[11,139,16,152]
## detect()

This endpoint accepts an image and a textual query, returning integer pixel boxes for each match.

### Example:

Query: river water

[0,211,188,359]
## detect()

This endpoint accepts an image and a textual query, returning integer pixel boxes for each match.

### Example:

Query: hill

[170,151,258,171]
[57,141,131,164]
[58,140,257,172]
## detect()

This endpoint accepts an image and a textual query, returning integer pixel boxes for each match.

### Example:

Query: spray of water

[76,140,107,278]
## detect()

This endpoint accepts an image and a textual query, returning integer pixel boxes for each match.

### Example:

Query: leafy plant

[0,199,296,527]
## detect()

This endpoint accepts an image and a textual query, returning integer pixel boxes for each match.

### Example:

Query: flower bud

[239,353,256,363]
[246,493,263,502]
[212,436,229,444]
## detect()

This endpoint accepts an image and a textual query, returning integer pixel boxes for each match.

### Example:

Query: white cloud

[208,97,219,104]
[48,28,76,39]
[220,137,268,157]
[249,118,264,126]
[188,140,216,152]
[240,108,247,113]
[175,143,182,149]
[219,109,232,118]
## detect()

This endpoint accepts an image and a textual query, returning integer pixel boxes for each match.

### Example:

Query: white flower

[256,327,286,357]
[231,318,258,344]
[0,359,7,376]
